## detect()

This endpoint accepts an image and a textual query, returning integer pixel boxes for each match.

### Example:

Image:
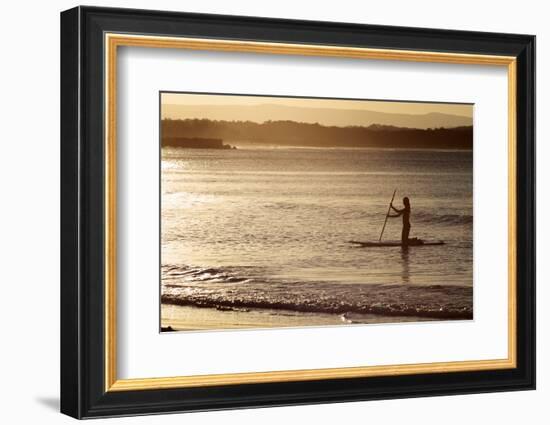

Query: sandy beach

[161,304,437,332]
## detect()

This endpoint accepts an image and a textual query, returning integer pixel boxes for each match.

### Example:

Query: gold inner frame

[104,33,517,392]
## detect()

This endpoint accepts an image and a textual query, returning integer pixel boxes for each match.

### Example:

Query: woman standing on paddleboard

[389,197,411,246]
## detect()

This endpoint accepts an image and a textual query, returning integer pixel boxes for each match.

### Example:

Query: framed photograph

[60,6,535,419]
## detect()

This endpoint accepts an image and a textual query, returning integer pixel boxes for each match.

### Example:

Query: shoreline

[161,303,438,332]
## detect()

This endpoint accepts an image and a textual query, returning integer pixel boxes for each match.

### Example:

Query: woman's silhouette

[389,197,411,246]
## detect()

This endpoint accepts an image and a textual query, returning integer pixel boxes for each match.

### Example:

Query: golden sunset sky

[161,92,473,129]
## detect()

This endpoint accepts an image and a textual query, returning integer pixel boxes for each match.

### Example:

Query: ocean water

[161,146,473,327]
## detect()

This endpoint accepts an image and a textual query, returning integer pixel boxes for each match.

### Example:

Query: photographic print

[160,92,473,331]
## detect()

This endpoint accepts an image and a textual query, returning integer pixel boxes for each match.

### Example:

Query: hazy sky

[161,92,473,128]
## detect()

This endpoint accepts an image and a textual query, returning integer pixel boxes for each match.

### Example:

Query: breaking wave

[161,265,473,320]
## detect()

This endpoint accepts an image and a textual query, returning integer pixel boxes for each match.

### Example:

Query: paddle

[379,189,397,242]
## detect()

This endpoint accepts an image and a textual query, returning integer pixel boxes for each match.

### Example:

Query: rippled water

[161,147,473,326]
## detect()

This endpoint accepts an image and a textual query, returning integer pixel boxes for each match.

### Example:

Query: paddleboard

[349,239,444,247]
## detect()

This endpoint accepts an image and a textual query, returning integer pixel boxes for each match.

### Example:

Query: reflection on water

[400,247,410,284]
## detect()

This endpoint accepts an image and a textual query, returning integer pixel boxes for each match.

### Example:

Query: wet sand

[160,304,436,332]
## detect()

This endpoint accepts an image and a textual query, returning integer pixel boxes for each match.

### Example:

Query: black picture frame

[61,5,535,419]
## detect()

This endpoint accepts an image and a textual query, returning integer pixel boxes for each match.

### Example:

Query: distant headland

[163,137,237,150]
[162,119,473,150]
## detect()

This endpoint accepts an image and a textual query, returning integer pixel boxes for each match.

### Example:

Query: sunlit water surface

[161,147,473,326]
